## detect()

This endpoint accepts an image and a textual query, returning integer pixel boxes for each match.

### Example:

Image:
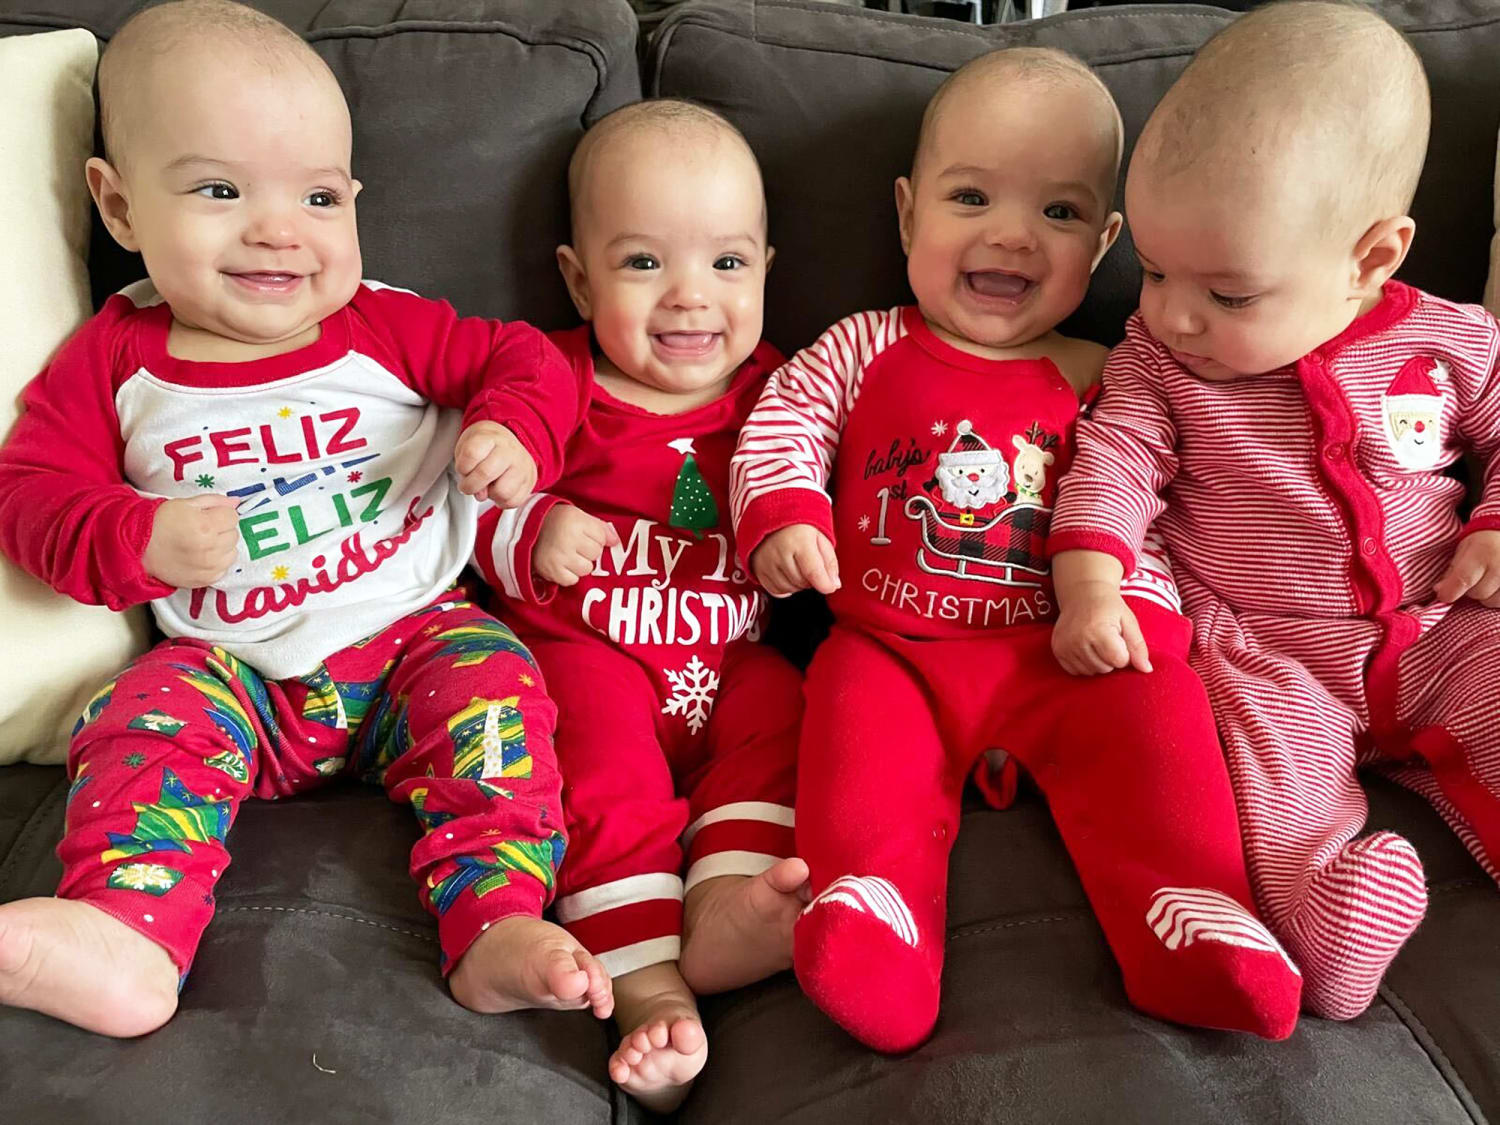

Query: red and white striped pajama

[1052,282,1500,1019]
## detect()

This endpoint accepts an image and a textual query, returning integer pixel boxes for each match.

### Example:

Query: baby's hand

[1052,584,1153,675]
[1434,529,1500,607]
[750,524,839,597]
[455,422,538,508]
[142,495,241,589]
[534,504,620,588]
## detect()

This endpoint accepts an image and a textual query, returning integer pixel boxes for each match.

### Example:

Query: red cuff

[734,489,836,570]
[121,494,177,607]
[1046,529,1138,576]
[474,493,566,605]
[1460,515,1500,540]
[460,403,556,493]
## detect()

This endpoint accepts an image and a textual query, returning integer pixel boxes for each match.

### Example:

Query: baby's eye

[194,182,238,201]
[1043,203,1079,221]
[623,254,660,271]
[1140,267,1165,284]
[714,255,747,271]
[1210,291,1257,310]
[304,189,342,208]
[951,189,986,207]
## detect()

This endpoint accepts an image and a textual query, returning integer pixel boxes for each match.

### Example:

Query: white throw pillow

[1487,128,1500,315]
[0,29,151,765]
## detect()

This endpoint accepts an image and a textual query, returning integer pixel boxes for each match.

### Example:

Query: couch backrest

[650,0,1500,353]
[0,0,642,327]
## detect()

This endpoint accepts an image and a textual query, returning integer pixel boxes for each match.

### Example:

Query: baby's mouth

[964,270,1034,300]
[652,331,720,357]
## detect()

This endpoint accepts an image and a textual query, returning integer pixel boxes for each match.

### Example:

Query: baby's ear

[1351,215,1415,295]
[895,177,916,255]
[765,244,776,273]
[1092,211,1124,273]
[555,244,592,320]
[86,157,139,252]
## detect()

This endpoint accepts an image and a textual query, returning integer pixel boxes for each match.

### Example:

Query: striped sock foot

[793,874,940,1053]
[1282,831,1428,1021]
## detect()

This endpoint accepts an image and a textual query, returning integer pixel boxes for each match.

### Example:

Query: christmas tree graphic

[667,437,718,537]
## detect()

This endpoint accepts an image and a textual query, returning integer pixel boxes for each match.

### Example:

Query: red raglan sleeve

[0,302,173,609]
[1049,313,1179,575]
[350,284,586,490]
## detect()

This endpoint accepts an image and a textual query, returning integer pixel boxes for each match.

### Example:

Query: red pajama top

[729,306,1181,639]
[473,327,785,733]
[1049,283,1500,621]
[0,280,576,679]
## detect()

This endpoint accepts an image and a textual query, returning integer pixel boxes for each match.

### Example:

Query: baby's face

[1127,169,1363,380]
[565,134,769,396]
[102,53,361,349]
[897,76,1120,354]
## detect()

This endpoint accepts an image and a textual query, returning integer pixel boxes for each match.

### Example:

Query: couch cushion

[649,0,1500,355]
[0,0,642,327]
[0,765,647,1124]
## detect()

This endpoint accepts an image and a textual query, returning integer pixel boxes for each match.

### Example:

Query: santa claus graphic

[1382,357,1446,471]
[932,420,1009,517]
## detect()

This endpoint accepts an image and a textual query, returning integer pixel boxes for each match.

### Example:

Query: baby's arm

[0,311,209,608]
[1049,316,1181,673]
[1436,320,1500,605]
[350,285,585,507]
[731,314,880,597]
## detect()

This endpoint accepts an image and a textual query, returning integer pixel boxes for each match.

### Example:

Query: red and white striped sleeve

[1049,314,1179,575]
[1451,306,1500,536]
[730,309,899,566]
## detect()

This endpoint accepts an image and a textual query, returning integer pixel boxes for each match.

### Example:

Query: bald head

[1133,1,1429,239]
[913,47,1124,196]
[567,99,765,244]
[99,0,342,171]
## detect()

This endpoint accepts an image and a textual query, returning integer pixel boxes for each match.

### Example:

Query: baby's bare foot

[609,962,708,1114]
[0,896,178,1037]
[449,915,613,1018]
[680,856,810,995]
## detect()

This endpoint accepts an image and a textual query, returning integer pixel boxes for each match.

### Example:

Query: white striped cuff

[680,801,795,848]
[595,935,682,979]
[554,871,684,924]
[683,850,780,895]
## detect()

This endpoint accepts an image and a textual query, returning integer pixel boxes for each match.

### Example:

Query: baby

[473,101,806,1110]
[1051,1,1500,1020]
[0,1,610,1036]
[730,47,1303,1052]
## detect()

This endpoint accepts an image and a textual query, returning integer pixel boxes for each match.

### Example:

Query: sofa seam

[0,776,69,901]
[215,903,435,944]
[1377,982,1489,1125]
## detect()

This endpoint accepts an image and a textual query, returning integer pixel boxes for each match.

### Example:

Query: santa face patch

[1381,356,1447,471]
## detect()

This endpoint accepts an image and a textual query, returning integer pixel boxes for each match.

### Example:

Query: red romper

[732,307,1303,1052]
[1051,283,1500,1020]
[474,327,800,979]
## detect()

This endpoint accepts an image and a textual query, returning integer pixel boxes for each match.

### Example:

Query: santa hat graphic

[940,420,998,466]
[1383,357,1446,412]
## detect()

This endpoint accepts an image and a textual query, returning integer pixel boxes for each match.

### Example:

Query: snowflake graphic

[661,656,720,734]
[271,565,291,581]
[857,515,871,533]
[123,752,147,769]
[278,406,294,419]
[111,863,180,893]
[195,474,215,488]
[931,420,949,437]
[347,470,363,483]
[518,672,536,688]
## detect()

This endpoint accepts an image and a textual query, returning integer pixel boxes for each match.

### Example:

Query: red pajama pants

[541,638,800,978]
[58,596,563,975]
[795,601,1303,1052]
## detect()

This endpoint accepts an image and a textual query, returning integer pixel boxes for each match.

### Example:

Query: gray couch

[1,1,1498,1121]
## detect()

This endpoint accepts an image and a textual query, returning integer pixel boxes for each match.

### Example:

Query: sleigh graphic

[902,494,1051,588]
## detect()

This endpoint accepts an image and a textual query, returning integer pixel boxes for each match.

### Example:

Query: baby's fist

[535,504,620,588]
[1052,586,1152,676]
[143,494,241,589]
[750,524,840,597]
[1435,529,1500,606]
[456,422,538,508]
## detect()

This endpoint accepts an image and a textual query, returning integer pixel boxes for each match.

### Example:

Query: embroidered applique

[1381,357,1447,471]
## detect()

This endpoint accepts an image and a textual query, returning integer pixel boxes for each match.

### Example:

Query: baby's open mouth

[652,331,720,355]
[964,270,1033,300]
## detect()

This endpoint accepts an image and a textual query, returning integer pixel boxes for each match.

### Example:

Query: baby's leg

[369,604,608,1015]
[795,625,956,1053]
[533,638,705,1109]
[1006,607,1301,1039]
[1383,602,1500,884]
[1195,627,1426,1020]
[679,641,805,996]
[1,641,271,1035]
